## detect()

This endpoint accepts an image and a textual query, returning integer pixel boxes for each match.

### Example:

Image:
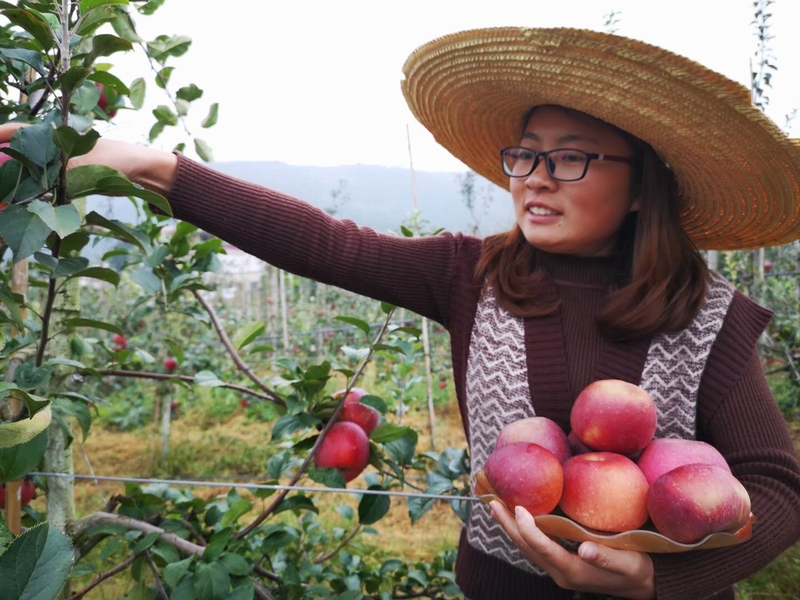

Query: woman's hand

[0,122,178,195]
[490,501,656,600]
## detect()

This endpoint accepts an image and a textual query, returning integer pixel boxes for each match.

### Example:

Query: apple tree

[0,1,471,598]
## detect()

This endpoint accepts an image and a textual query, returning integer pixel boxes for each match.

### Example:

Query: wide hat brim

[401,27,800,250]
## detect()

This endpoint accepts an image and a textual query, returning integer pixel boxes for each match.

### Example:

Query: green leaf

[58,67,91,96]
[153,104,178,125]
[83,33,133,66]
[219,552,250,577]
[80,0,129,11]
[194,138,213,162]
[201,103,218,128]
[148,121,165,143]
[0,47,45,76]
[53,126,100,160]
[0,523,74,598]
[26,201,81,239]
[358,487,390,525]
[75,5,117,37]
[271,413,318,440]
[0,429,47,482]
[13,362,52,390]
[407,569,429,587]
[130,531,159,556]
[156,66,174,89]
[227,583,254,600]
[0,513,13,557]
[194,561,230,600]
[0,282,24,330]
[359,395,387,414]
[67,166,172,216]
[65,317,123,336]
[147,34,192,62]
[129,77,145,109]
[194,370,224,387]
[53,398,92,441]
[260,526,297,553]
[231,321,265,351]
[66,266,120,287]
[0,204,50,263]
[202,528,231,563]
[219,499,252,528]
[3,9,55,50]
[274,495,318,515]
[164,555,193,589]
[176,83,203,102]
[0,403,51,449]
[130,267,161,293]
[308,465,346,489]
[17,123,59,169]
[85,211,152,252]
[164,338,185,364]
[88,71,130,96]
[370,423,412,444]
[385,431,418,466]
[335,316,372,338]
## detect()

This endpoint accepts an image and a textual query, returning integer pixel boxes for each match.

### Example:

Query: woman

[3,26,799,600]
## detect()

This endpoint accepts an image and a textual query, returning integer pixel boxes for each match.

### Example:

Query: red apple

[0,479,36,510]
[567,431,593,456]
[170,399,179,410]
[338,403,380,435]
[560,452,650,533]
[240,399,248,408]
[484,442,563,516]
[636,438,731,485]
[495,416,572,463]
[647,463,751,543]
[95,82,118,118]
[570,380,657,456]
[438,381,446,389]
[164,357,178,371]
[333,387,369,405]
[314,421,370,482]
[112,333,127,349]
[763,260,773,273]
[0,202,7,211]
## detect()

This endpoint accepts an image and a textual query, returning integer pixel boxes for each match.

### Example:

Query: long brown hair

[473,113,709,342]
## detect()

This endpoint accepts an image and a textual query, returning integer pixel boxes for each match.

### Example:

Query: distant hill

[86,161,514,240]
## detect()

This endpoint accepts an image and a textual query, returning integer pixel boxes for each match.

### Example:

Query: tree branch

[314,523,362,564]
[68,554,136,600]
[192,290,278,399]
[88,368,285,408]
[144,550,169,600]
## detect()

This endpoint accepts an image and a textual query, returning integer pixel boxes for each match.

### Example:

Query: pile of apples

[483,379,752,544]
[313,388,379,482]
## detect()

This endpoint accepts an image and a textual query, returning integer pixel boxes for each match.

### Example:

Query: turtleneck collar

[534,249,626,288]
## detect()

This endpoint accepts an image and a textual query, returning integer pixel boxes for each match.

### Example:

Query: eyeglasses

[500,147,634,182]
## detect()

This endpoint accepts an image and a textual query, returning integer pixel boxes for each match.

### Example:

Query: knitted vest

[465,273,736,574]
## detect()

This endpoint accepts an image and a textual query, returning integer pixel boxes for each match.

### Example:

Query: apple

[95,82,118,118]
[338,402,380,435]
[636,438,731,485]
[560,452,650,532]
[240,399,248,408]
[438,380,446,389]
[495,416,572,463]
[484,442,563,516]
[647,463,751,543]
[0,478,36,510]
[170,399,179,410]
[333,387,369,405]
[0,202,7,211]
[164,357,178,371]
[112,333,127,349]
[763,260,773,273]
[314,421,370,482]
[0,141,12,168]
[570,379,657,456]
[567,431,593,456]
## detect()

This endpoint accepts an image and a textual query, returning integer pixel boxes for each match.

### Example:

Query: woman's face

[510,106,639,257]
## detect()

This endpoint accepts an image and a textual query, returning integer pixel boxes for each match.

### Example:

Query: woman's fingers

[0,122,28,143]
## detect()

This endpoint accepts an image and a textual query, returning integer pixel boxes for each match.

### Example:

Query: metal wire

[32,472,484,503]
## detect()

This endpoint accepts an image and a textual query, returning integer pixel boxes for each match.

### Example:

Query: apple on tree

[314,421,370,482]
[333,387,380,435]
[112,333,127,350]
[164,357,178,371]
[95,82,119,118]
[0,478,36,510]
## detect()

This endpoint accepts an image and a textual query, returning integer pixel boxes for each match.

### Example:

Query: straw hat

[401,27,800,250]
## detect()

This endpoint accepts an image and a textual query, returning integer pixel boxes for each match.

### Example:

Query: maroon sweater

[166,155,800,600]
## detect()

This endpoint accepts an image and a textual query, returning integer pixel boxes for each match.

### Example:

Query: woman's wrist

[128,143,179,196]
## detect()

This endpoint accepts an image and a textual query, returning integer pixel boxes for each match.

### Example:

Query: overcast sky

[102,0,800,173]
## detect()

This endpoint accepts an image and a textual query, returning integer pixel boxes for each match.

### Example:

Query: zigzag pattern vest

[465,273,735,574]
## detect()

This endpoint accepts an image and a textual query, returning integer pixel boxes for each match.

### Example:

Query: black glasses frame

[500,146,634,182]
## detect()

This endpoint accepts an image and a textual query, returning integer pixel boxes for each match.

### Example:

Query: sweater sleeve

[651,349,800,600]
[165,154,463,326]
